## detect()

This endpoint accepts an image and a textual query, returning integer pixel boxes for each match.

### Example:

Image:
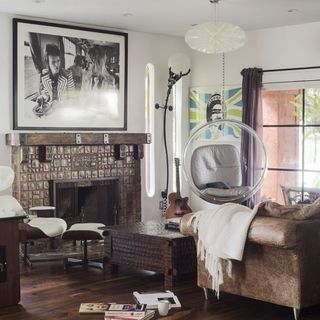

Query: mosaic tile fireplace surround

[6,133,150,225]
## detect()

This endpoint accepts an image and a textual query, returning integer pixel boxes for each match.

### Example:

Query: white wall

[188,20,320,210]
[0,14,12,168]
[127,31,191,221]
[0,13,191,218]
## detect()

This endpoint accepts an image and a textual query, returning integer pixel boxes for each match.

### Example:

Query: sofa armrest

[180,213,197,237]
[181,213,320,249]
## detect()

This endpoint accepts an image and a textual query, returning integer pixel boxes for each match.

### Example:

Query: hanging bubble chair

[183,119,268,204]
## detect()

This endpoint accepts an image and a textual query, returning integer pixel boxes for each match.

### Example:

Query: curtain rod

[262,66,320,73]
[263,79,320,85]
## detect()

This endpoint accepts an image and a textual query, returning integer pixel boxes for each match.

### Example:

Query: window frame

[263,88,320,202]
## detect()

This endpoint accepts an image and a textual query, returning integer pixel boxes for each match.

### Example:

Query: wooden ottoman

[102,221,196,288]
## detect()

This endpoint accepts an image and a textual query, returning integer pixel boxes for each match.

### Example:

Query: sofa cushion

[258,198,320,220]
[248,216,300,248]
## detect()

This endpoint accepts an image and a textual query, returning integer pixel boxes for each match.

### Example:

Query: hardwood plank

[0,262,319,319]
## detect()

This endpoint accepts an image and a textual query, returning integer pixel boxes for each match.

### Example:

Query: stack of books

[165,217,181,231]
[79,303,155,319]
[104,304,155,320]
[164,221,180,231]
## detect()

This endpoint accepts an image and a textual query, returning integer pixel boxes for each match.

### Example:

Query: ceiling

[1,0,320,36]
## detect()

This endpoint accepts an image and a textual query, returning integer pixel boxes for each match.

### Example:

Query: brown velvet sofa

[180,213,320,320]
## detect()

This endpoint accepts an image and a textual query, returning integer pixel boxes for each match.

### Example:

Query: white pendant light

[185,0,247,54]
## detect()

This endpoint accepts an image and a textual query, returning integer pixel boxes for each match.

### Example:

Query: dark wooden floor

[0,261,320,320]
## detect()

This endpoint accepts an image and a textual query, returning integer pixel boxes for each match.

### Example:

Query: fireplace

[6,132,150,225]
[49,178,119,226]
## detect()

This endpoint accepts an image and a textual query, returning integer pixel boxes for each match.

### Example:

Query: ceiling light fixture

[185,0,246,54]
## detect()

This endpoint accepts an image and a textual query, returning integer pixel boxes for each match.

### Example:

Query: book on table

[79,302,108,314]
[133,290,181,309]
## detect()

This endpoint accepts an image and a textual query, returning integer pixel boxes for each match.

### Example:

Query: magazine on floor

[79,302,108,314]
[133,290,181,309]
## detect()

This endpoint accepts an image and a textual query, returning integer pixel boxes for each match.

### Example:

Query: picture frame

[13,18,128,130]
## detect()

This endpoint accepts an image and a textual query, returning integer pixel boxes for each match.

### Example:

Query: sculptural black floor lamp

[155,53,191,213]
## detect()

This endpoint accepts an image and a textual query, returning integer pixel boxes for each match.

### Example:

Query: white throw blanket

[188,203,259,297]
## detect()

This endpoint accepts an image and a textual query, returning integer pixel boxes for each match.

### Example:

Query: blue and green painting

[189,87,243,139]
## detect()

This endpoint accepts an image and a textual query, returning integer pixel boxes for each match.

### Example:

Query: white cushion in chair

[0,195,25,217]
[202,186,252,198]
[0,166,15,191]
[191,144,242,189]
[28,218,67,238]
[67,223,105,238]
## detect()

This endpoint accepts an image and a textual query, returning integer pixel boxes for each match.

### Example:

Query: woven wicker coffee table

[102,221,196,288]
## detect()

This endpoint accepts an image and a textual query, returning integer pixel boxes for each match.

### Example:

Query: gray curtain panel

[240,68,263,208]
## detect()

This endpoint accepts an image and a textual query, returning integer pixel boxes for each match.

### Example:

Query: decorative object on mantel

[185,0,246,54]
[155,53,191,213]
[13,18,127,130]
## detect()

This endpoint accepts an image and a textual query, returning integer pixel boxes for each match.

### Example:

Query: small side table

[102,221,196,288]
[0,214,27,307]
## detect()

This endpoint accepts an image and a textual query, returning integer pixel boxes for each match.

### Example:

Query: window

[172,80,183,192]
[261,88,320,204]
[145,64,155,197]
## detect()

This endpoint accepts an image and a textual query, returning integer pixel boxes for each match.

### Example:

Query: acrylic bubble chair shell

[183,119,267,204]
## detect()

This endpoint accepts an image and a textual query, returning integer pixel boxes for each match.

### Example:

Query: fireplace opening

[49,178,119,227]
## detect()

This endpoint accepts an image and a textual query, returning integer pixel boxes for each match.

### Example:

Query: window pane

[304,172,320,189]
[262,89,302,125]
[304,127,320,171]
[301,172,320,203]
[145,64,155,197]
[305,88,320,125]
[261,170,302,204]
[263,127,302,169]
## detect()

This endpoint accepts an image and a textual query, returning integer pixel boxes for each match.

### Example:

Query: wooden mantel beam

[6,132,151,146]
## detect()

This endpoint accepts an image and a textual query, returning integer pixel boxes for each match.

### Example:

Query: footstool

[62,223,106,270]
[20,217,67,267]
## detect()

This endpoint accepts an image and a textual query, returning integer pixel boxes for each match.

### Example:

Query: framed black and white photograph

[13,18,127,130]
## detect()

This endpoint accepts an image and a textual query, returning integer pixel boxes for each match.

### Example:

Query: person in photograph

[68,54,83,90]
[37,43,75,104]
[87,46,116,90]
[81,58,93,92]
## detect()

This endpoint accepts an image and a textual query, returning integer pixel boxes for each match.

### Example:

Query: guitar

[166,158,192,219]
